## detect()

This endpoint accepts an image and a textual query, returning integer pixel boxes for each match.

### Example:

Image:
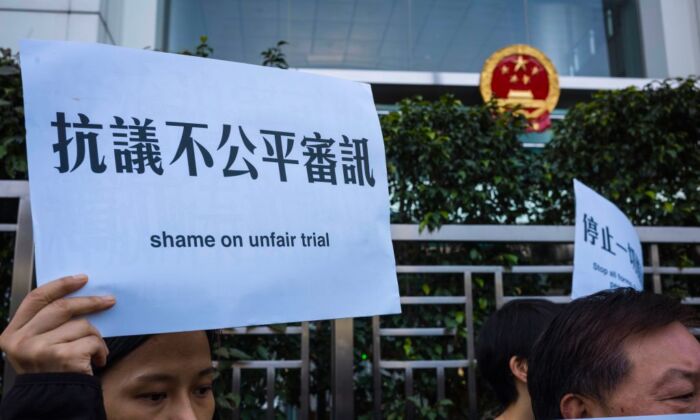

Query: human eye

[193,383,213,398]
[136,391,168,404]
[661,387,696,411]
[672,391,695,402]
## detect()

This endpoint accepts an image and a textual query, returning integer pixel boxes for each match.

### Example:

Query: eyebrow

[198,367,217,377]
[134,367,217,384]
[653,368,697,388]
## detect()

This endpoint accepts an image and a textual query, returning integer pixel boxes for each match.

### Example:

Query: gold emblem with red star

[480,44,560,132]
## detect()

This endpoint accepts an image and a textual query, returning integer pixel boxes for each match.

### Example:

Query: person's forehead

[134,331,210,364]
[145,331,209,352]
[108,331,212,382]
[625,322,700,374]
[132,367,216,385]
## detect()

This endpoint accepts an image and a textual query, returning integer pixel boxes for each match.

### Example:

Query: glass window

[164,0,645,77]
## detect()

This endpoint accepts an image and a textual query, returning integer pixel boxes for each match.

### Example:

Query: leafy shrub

[539,78,700,226]
[0,48,25,180]
[382,95,532,231]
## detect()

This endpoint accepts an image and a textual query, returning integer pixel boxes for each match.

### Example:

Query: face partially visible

[595,322,700,416]
[101,331,215,420]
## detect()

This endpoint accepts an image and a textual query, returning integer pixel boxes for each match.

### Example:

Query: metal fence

[382,224,700,419]
[0,181,33,391]
[223,323,310,420]
[2,180,700,419]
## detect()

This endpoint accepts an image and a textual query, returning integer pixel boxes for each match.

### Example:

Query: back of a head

[476,299,561,410]
[528,288,698,420]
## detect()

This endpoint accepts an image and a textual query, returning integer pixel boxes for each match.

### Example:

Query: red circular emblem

[480,45,560,132]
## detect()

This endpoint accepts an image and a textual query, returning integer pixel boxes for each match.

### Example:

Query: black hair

[94,331,216,376]
[475,299,560,411]
[94,335,152,376]
[528,288,698,420]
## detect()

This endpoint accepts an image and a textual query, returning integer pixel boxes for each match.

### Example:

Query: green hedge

[381,79,700,230]
[382,96,532,230]
[540,78,700,226]
[0,48,25,180]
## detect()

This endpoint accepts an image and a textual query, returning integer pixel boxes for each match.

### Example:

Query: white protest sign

[572,179,644,299]
[20,39,401,337]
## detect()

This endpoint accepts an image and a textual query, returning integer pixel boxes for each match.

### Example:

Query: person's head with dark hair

[95,335,152,376]
[98,331,216,419]
[0,275,217,420]
[528,288,700,419]
[476,299,560,420]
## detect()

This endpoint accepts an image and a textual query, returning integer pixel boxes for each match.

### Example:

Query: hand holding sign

[0,275,113,375]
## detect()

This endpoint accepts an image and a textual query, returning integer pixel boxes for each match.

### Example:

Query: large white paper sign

[572,179,643,299]
[21,39,401,337]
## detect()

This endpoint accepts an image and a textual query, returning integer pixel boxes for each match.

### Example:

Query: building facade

[1,0,699,123]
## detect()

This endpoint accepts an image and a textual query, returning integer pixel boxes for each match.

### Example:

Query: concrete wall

[639,0,700,78]
[658,0,700,77]
[0,0,159,53]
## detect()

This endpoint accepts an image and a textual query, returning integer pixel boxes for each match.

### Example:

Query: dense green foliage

[539,78,700,226]
[382,96,532,230]
[0,48,25,180]
[0,37,698,419]
[382,80,700,229]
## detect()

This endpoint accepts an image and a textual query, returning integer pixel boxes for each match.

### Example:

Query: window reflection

[164,0,645,77]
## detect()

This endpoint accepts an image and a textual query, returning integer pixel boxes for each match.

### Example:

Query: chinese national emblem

[480,44,560,132]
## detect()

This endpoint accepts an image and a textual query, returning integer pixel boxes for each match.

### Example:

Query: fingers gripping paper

[20,40,401,337]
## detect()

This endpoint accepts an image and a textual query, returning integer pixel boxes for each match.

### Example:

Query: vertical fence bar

[331,318,354,419]
[372,315,382,419]
[436,366,445,401]
[4,191,34,392]
[266,367,275,420]
[494,270,504,309]
[404,367,414,420]
[301,322,310,419]
[232,367,241,420]
[651,244,662,294]
[464,271,477,419]
[8,195,33,318]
